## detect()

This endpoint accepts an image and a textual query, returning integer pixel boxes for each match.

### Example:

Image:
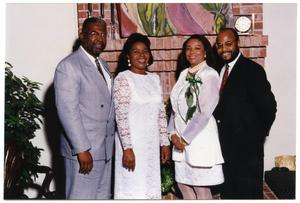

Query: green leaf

[185,86,192,97]
[161,163,175,194]
[200,3,216,11]
[185,105,197,122]
[215,13,226,33]
[186,94,194,107]
[201,3,222,11]
[4,61,44,193]
[137,3,174,36]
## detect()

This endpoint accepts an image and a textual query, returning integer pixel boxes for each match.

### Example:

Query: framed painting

[118,3,234,37]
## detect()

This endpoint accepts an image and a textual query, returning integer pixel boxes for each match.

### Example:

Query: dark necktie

[219,64,229,95]
[95,58,107,85]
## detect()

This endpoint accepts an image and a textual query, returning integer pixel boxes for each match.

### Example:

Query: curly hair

[115,33,154,76]
[176,35,216,79]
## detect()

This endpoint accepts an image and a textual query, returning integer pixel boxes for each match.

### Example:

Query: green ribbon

[180,74,202,123]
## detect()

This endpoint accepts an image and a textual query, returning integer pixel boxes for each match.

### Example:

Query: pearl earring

[128,58,131,67]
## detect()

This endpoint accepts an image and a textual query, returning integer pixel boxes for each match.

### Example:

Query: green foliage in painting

[138,3,174,36]
[201,3,227,33]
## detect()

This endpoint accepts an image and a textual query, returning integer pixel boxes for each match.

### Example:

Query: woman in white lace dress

[168,35,224,199]
[113,33,170,199]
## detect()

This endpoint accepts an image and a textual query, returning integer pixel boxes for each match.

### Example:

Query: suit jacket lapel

[99,58,112,78]
[222,54,243,95]
[98,57,115,118]
[98,58,114,99]
[77,48,110,98]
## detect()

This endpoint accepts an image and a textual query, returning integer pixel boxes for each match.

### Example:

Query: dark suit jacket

[214,54,277,164]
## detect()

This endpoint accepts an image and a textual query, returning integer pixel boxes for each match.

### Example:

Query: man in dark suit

[213,28,277,199]
[54,17,115,199]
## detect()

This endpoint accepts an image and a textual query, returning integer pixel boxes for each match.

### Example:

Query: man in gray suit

[54,17,115,199]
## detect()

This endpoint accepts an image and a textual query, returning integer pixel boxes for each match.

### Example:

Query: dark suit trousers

[221,158,264,199]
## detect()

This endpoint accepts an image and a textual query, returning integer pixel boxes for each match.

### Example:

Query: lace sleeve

[158,103,170,146]
[113,75,132,150]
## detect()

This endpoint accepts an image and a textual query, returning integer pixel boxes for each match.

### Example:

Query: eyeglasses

[88,31,106,38]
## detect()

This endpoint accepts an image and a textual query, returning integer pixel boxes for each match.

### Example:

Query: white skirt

[173,117,224,186]
[175,162,224,186]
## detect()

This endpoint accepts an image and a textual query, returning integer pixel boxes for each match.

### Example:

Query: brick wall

[77,3,268,101]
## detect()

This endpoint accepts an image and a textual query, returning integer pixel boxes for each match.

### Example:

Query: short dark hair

[82,17,106,34]
[176,35,216,79]
[218,27,239,42]
[115,33,154,76]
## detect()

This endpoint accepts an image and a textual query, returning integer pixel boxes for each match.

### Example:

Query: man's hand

[161,145,171,163]
[170,134,186,152]
[77,151,93,174]
[123,148,135,171]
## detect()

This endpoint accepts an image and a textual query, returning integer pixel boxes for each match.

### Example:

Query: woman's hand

[161,145,171,163]
[170,134,186,152]
[122,148,135,171]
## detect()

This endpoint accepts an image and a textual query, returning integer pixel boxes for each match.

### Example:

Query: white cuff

[168,131,178,140]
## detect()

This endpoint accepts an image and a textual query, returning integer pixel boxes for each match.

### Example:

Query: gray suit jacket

[54,48,115,161]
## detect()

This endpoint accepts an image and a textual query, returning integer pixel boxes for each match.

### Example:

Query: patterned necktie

[219,64,229,95]
[95,58,107,85]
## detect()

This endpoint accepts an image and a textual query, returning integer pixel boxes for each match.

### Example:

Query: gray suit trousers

[64,158,112,199]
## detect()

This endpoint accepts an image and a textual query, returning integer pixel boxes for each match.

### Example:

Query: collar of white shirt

[220,51,241,76]
[227,52,241,72]
[80,46,98,67]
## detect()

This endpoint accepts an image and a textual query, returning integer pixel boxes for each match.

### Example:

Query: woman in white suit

[168,35,224,199]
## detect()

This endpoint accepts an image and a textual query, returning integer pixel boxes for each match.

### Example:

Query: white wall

[4,3,297,197]
[263,4,297,170]
[6,3,78,197]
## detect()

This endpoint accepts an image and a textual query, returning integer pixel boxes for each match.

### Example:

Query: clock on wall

[234,14,254,35]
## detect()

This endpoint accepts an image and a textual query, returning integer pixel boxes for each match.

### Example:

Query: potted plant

[161,162,175,194]
[4,62,44,198]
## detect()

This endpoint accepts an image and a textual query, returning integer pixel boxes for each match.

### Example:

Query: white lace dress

[113,70,170,199]
[169,62,224,186]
